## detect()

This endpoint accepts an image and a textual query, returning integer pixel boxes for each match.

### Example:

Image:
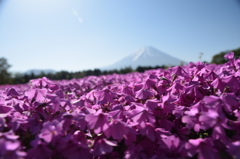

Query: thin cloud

[72,8,83,23]
[78,17,83,23]
[72,9,79,17]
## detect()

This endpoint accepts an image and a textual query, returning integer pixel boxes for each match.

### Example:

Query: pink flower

[224,52,234,60]
[105,119,129,141]
[185,138,219,159]
[135,88,155,100]
[131,109,155,129]
[38,120,62,143]
[94,89,117,105]
[92,137,117,156]
[25,88,47,103]
[85,109,109,134]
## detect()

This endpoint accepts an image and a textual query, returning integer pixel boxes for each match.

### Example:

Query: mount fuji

[102,46,186,70]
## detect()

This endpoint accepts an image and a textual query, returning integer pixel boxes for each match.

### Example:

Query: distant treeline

[1,47,239,85]
[9,65,167,84]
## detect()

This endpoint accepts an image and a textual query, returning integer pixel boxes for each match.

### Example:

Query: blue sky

[0,0,240,73]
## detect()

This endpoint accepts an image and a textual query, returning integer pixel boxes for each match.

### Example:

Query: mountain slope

[102,46,186,70]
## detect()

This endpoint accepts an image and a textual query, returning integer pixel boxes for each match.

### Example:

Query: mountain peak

[132,46,156,55]
[102,46,186,70]
[131,46,168,61]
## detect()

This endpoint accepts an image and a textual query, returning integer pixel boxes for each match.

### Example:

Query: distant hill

[102,46,186,70]
[24,69,56,75]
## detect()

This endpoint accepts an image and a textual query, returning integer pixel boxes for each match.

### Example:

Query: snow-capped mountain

[102,46,186,70]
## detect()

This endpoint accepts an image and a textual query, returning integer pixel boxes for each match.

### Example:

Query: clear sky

[0,0,240,73]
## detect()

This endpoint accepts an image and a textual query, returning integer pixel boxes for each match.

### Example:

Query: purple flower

[0,139,26,159]
[157,118,175,131]
[221,75,240,93]
[3,88,20,99]
[25,88,47,103]
[94,89,117,105]
[30,77,52,89]
[38,119,62,143]
[133,83,143,92]
[159,135,184,157]
[27,143,52,159]
[227,140,240,159]
[224,52,234,60]
[128,106,155,129]
[161,93,176,113]
[220,93,239,113]
[0,131,26,159]
[56,131,91,159]
[203,95,222,109]
[108,105,125,120]
[10,112,28,131]
[0,114,8,131]
[123,127,138,144]
[1,54,240,159]
[143,74,158,89]
[123,95,136,104]
[205,70,218,81]
[0,102,13,113]
[124,143,148,159]
[156,78,170,96]
[211,77,225,93]
[92,137,117,156]
[62,112,87,132]
[199,110,220,129]
[185,138,219,159]
[167,82,184,95]
[121,85,134,96]
[171,66,188,78]
[135,88,156,100]
[199,109,231,142]
[85,109,109,134]
[60,146,91,159]
[104,119,129,141]
[182,107,202,132]
[139,123,156,141]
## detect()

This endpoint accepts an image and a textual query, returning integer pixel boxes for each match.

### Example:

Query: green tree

[211,48,240,64]
[119,67,133,74]
[0,57,11,84]
[93,69,101,76]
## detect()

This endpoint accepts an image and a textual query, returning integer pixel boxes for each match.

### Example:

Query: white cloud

[72,8,83,23]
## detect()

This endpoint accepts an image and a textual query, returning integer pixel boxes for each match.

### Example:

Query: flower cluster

[0,52,240,159]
